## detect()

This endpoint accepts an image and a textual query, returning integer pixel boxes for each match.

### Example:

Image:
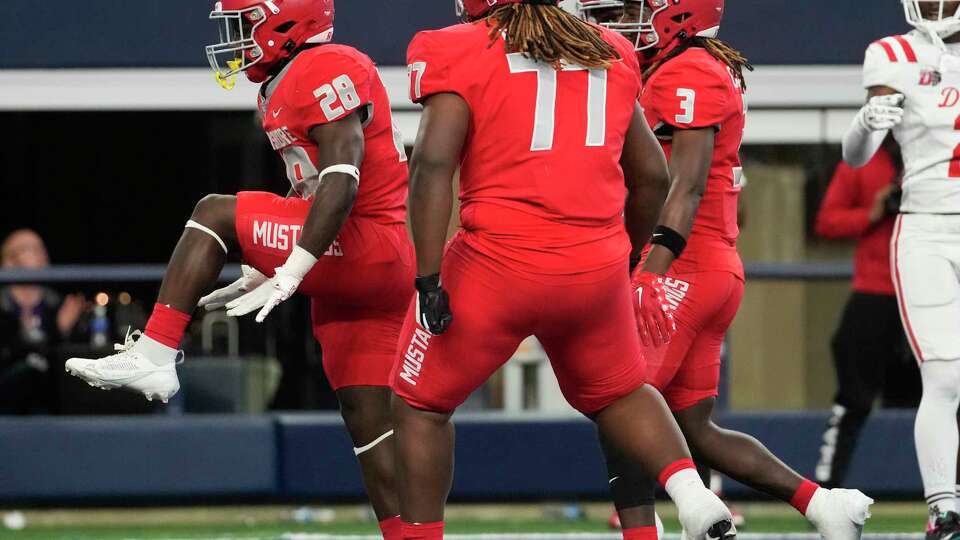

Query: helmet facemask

[206,2,271,88]
[903,0,960,40]
[576,0,669,51]
[575,0,624,25]
[615,0,670,51]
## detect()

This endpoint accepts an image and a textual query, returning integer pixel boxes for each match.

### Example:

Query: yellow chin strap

[215,58,244,90]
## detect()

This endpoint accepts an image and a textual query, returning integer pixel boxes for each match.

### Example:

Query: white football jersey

[864,31,960,214]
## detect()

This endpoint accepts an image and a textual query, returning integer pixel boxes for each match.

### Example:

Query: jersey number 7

[506,53,607,152]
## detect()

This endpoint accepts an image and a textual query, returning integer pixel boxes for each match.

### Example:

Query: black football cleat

[927,511,960,540]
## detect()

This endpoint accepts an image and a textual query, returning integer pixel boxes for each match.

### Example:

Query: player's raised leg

[65,194,238,402]
[675,397,872,540]
[536,267,734,540]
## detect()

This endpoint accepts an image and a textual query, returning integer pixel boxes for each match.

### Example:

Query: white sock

[664,467,729,535]
[664,467,707,502]
[915,360,960,523]
[131,334,179,366]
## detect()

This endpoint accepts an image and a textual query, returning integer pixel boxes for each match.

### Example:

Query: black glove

[883,185,903,217]
[415,273,453,335]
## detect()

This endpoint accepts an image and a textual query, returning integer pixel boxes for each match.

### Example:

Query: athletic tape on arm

[319,164,361,186]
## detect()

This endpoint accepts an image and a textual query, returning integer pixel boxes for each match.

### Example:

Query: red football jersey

[641,48,745,277]
[407,22,642,277]
[258,44,408,225]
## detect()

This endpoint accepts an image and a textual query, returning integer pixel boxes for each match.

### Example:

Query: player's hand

[868,184,899,224]
[198,265,268,311]
[858,94,904,131]
[415,273,452,335]
[632,271,676,348]
[225,266,302,323]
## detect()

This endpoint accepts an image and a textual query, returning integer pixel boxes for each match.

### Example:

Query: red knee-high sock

[402,521,444,540]
[790,479,821,515]
[144,303,191,348]
[657,458,697,487]
[623,526,658,540]
[379,515,403,540]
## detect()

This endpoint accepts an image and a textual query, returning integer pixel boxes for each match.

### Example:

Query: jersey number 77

[408,56,608,153]
[506,54,607,151]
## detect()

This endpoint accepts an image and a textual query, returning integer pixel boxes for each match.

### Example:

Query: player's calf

[595,388,734,540]
[337,386,400,525]
[66,197,240,402]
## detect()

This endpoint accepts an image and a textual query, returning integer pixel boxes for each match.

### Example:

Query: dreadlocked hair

[485,4,621,69]
[643,37,753,90]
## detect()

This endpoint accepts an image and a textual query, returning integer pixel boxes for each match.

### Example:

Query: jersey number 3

[507,53,607,152]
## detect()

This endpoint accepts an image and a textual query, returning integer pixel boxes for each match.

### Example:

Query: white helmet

[903,0,960,41]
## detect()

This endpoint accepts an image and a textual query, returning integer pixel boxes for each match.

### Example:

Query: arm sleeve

[407,31,460,104]
[291,52,374,130]
[842,116,887,168]
[815,162,872,239]
[843,43,900,167]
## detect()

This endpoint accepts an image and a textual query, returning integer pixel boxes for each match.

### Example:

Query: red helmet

[206,0,335,84]
[454,0,560,21]
[578,0,723,64]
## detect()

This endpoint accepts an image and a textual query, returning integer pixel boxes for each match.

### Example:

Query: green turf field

[0,502,929,540]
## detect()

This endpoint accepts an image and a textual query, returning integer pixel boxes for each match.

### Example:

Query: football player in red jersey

[575,1,874,539]
[391,1,737,539]
[64,1,411,537]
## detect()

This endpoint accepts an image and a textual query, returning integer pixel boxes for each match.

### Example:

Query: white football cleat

[65,330,182,403]
[679,490,737,540]
[806,488,874,540]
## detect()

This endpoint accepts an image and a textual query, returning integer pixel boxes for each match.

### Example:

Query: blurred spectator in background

[813,137,921,488]
[0,229,84,414]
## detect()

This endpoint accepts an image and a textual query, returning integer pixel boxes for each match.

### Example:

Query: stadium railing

[0,262,854,285]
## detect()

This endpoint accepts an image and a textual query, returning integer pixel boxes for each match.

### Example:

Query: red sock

[790,479,820,515]
[623,525,659,540]
[657,457,697,487]
[401,521,444,540]
[144,303,191,348]
[378,515,403,540]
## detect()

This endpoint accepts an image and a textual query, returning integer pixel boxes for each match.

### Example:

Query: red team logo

[939,86,959,108]
[919,69,942,87]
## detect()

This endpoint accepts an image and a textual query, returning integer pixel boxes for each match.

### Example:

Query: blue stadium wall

[1,0,908,69]
[0,412,920,503]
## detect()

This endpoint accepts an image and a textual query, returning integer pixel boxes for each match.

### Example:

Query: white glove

[225,246,318,323]
[857,93,905,131]
[198,265,268,311]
